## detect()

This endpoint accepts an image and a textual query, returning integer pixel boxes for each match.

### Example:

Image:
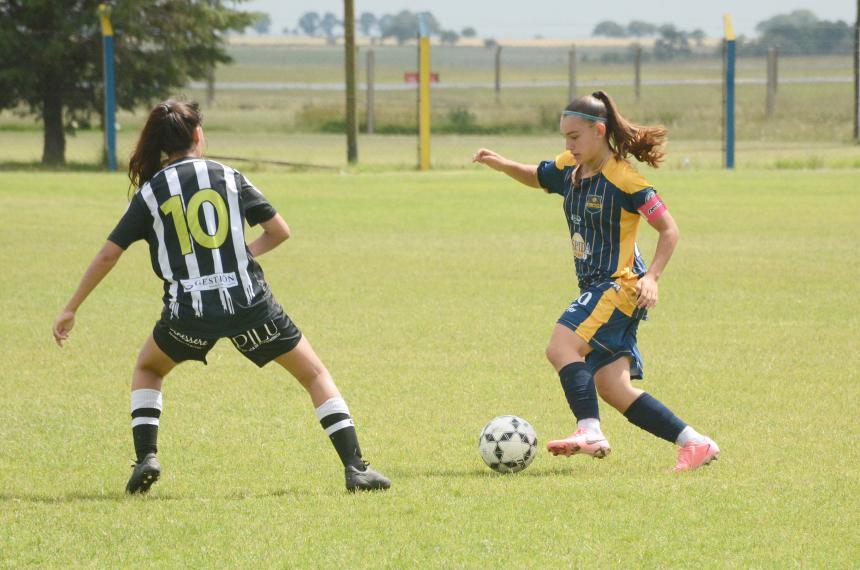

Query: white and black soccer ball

[478,415,538,473]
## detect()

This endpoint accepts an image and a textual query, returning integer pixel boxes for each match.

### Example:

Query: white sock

[314,397,354,435]
[130,389,162,428]
[676,425,707,447]
[577,418,602,436]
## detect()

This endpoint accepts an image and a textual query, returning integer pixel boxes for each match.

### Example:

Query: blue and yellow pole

[99,3,117,171]
[723,13,736,169]
[417,15,431,171]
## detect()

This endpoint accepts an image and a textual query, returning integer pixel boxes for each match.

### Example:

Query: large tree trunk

[42,89,65,166]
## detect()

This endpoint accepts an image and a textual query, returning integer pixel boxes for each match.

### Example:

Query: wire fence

[185,43,855,144]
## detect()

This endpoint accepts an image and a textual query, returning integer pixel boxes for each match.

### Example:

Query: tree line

[593,10,853,58]
[251,10,478,46]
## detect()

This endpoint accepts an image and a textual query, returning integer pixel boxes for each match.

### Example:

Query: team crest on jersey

[585,195,603,212]
[571,232,591,260]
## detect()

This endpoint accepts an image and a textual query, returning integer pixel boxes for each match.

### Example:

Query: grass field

[1,163,858,566]
[1,131,858,173]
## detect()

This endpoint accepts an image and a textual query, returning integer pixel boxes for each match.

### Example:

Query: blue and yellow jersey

[537,151,667,289]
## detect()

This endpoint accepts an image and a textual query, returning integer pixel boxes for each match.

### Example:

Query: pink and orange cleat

[546,428,611,459]
[672,438,720,472]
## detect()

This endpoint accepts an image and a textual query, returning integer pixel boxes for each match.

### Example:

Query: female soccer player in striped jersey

[472,91,719,472]
[52,100,390,493]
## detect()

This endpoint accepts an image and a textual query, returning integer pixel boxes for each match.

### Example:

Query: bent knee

[545,343,583,370]
[544,344,561,366]
[596,385,624,410]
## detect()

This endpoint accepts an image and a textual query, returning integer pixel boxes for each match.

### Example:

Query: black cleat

[345,463,391,493]
[125,453,161,494]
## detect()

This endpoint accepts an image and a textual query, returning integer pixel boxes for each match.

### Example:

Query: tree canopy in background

[745,9,853,55]
[296,9,468,46]
[0,0,256,165]
[591,11,852,59]
[592,20,628,38]
[251,13,271,35]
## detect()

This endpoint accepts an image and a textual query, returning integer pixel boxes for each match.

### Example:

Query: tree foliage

[747,10,852,55]
[379,10,440,45]
[318,12,341,39]
[358,12,377,37]
[297,11,320,36]
[653,24,691,60]
[627,20,658,37]
[309,9,460,45]
[252,13,271,35]
[0,0,255,165]
[592,20,627,38]
[439,30,459,45]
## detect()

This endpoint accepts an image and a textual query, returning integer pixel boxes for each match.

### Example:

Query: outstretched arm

[635,212,679,309]
[53,241,125,346]
[472,148,541,189]
[248,213,291,257]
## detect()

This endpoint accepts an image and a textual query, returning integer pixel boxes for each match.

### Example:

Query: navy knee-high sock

[623,393,686,443]
[558,362,600,421]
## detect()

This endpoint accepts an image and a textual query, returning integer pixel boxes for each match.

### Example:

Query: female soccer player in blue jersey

[52,100,390,493]
[473,91,719,472]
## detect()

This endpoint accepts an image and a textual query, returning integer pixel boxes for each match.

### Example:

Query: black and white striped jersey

[109,157,280,336]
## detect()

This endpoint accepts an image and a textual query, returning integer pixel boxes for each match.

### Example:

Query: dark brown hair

[128,100,202,189]
[565,91,667,168]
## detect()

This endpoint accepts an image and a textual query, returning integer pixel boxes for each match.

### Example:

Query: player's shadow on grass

[0,492,130,504]
[390,465,575,479]
[0,488,311,503]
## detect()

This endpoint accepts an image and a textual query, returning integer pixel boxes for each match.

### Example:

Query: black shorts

[152,310,303,368]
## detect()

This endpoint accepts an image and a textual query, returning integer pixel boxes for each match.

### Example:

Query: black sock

[132,425,159,462]
[558,362,600,421]
[130,389,162,462]
[623,392,686,443]
[315,397,365,470]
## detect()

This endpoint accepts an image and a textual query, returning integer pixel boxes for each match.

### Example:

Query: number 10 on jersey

[160,190,229,255]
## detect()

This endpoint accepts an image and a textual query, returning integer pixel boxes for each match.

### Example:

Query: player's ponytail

[128,100,202,190]
[565,91,667,168]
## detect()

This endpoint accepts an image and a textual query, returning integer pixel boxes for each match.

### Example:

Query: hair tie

[160,103,170,114]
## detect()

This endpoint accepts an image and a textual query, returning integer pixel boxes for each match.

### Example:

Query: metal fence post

[568,45,577,103]
[366,49,375,134]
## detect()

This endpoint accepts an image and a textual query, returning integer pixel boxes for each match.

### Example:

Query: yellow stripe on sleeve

[602,157,650,195]
[555,151,577,170]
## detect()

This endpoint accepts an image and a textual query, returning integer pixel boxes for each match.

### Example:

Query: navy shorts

[557,279,646,379]
[152,308,303,368]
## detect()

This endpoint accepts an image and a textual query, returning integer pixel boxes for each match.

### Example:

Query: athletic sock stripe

[319,412,351,429]
[131,408,162,419]
[323,418,355,436]
[132,417,160,428]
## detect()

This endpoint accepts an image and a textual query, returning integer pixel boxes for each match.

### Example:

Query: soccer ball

[478,415,538,473]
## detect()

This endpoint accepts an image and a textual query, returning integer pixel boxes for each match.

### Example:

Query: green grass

[1,165,858,566]
[0,131,858,172]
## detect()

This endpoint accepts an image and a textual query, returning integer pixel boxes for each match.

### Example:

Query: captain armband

[638,192,667,222]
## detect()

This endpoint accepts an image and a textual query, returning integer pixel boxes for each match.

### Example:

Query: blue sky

[243,0,856,39]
